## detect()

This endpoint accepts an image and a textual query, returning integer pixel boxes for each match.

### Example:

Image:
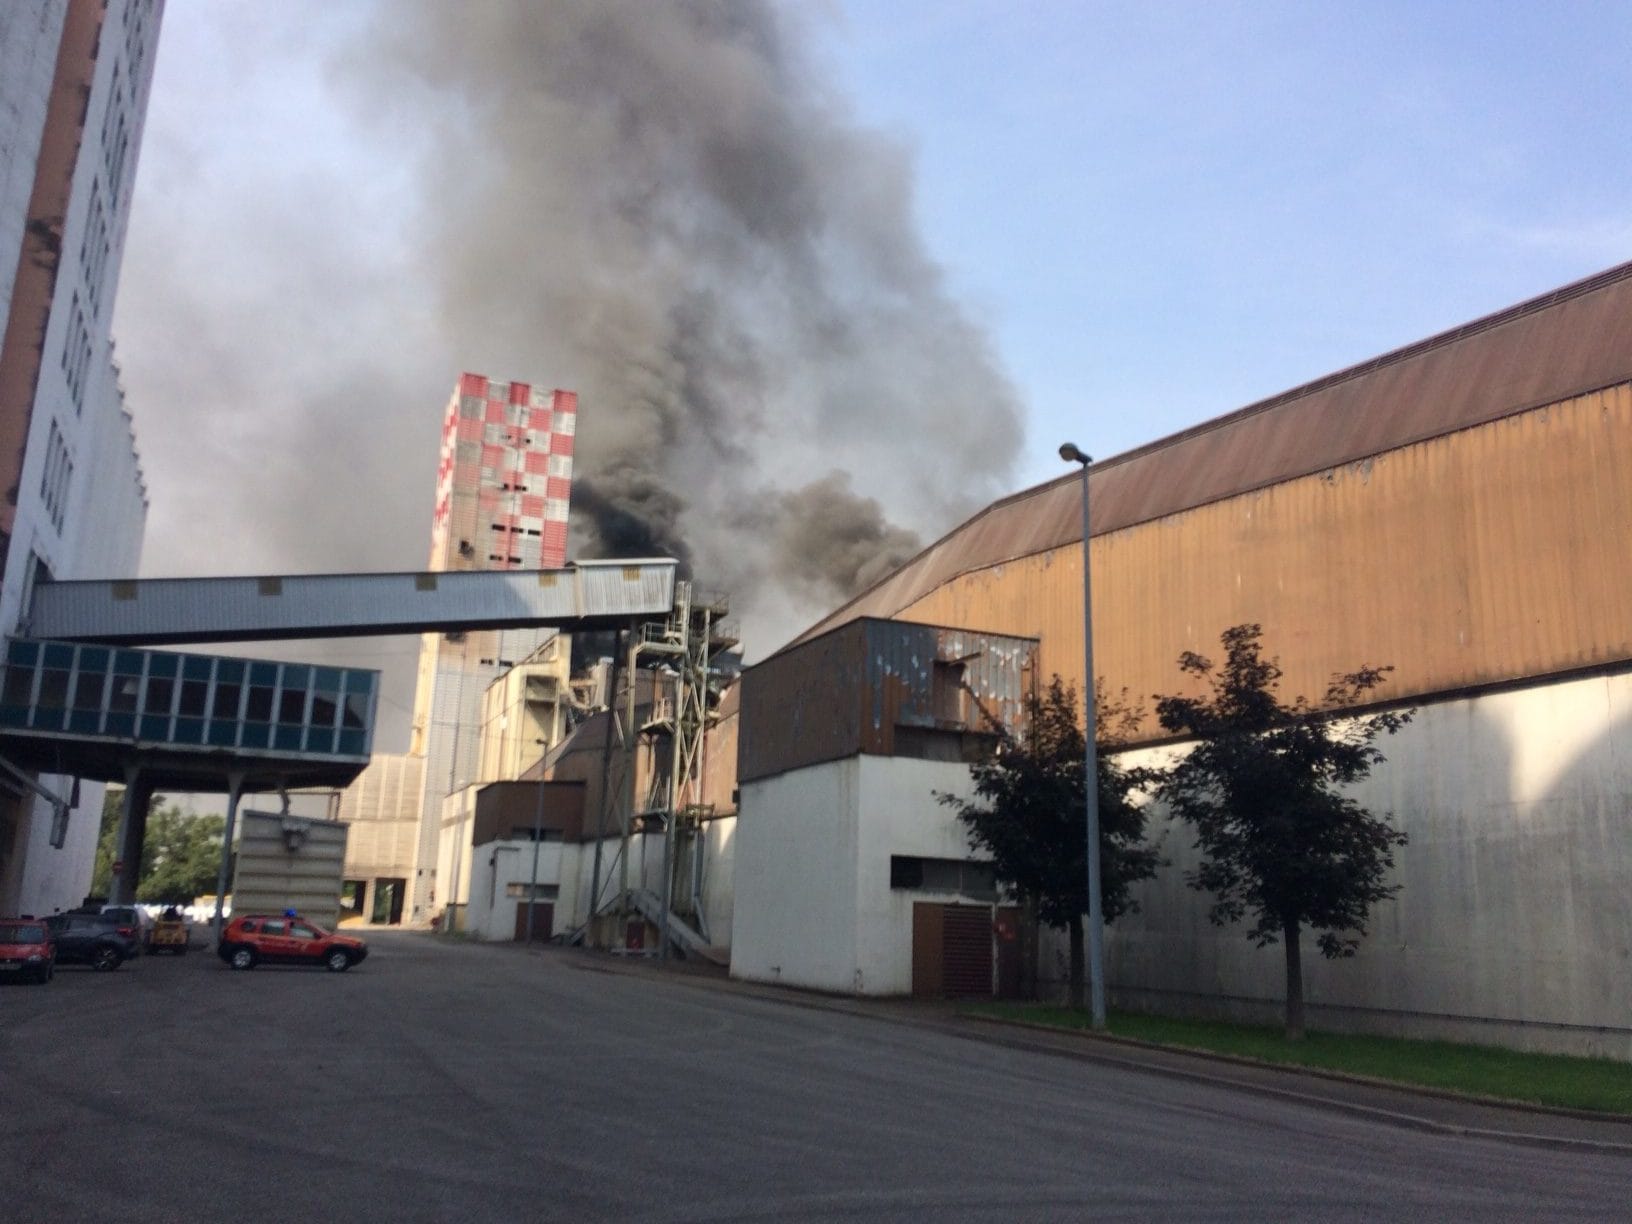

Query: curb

[961,1013,1632,1129]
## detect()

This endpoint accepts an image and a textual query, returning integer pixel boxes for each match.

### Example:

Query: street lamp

[1060,442,1107,1029]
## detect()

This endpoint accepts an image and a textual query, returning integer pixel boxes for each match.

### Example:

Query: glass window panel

[305,725,335,754]
[146,653,178,678]
[182,655,212,681]
[174,717,205,744]
[207,721,238,747]
[42,643,74,669]
[278,688,307,724]
[274,725,303,751]
[72,670,105,709]
[345,670,375,694]
[105,711,134,737]
[79,646,109,672]
[140,714,169,739]
[110,674,139,712]
[68,709,99,734]
[313,667,343,692]
[245,686,273,722]
[281,664,311,692]
[179,679,208,717]
[144,676,173,714]
[309,692,339,728]
[7,640,39,667]
[114,650,145,676]
[38,669,69,709]
[215,658,245,684]
[249,662,279,686]
[211,683,241,719]
[338,729,365,756]
[240,724,270,749]
[3,667,36,708]
[343,693,368,729]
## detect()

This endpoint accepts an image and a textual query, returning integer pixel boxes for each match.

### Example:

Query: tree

[90,789,225,905]
[940,676,1161,1008]
[1154,624,1410,1039]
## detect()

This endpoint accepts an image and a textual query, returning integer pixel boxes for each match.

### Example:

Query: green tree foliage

[1154,624,1411,1039]
[89,788,225,905]
[940,676,1161,1008]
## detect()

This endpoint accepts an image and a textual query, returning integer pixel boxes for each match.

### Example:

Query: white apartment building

[0,0,162,915]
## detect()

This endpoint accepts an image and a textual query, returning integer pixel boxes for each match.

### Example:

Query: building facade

[744,261,1632,1055]
[0,0,160,915]
[333,372,578,924]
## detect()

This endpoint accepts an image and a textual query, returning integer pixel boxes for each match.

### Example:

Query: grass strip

[963,1003,1632,1115]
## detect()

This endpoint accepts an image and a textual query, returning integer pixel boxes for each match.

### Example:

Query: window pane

[211,683,241,719]
[144,676,173,714]
[179,679,208,717]
[246,686,273,722]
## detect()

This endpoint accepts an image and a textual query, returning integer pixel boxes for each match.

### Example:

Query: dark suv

[44,913,138,970]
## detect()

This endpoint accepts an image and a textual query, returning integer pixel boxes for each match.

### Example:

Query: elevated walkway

[24,559,678,646]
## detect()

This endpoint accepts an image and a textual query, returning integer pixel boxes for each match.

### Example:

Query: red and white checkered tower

[429,373,577,573]
[410,375,579,918]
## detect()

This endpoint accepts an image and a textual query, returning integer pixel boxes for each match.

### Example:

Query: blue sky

[110,2,1632,730]
[823,0,1632,487]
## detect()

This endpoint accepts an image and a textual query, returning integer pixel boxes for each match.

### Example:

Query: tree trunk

[1283,918,1305,1041]
[1068,913,1085,1010]
[1021,896,1040,1001]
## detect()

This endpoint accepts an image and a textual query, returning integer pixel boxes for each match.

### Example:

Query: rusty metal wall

[740,619,1039,783]
[794,264,1632,651]
[897,385,1632,741]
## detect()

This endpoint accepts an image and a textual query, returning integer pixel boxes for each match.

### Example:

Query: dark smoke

[115,1,1024,745]
[352,0,1022,626]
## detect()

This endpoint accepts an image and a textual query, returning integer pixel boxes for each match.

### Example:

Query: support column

[109,769,152,906]
[211,771,245,945]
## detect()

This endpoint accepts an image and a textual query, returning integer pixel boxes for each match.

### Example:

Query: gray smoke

[116,1,1022,709]
[349,0,1021,622]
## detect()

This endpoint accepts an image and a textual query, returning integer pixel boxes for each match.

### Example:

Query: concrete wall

[851,756,982,995]
[1053,668,1632,1058]
[732,758,860,992]
[733,755,987,995]
[463,836,565,942]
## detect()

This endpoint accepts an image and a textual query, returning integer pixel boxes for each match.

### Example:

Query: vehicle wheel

[324,949,352,973]
[228,946,257,971]
[92,946,123,971]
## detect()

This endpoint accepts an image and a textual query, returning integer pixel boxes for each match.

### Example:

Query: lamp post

[1059,441,1106,1029]
[526,737,546,943]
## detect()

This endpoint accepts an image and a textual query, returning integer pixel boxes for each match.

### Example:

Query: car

[100,904,155,953]
[0,919,55,983]
[44,913,138,970]
[216,914,367,972]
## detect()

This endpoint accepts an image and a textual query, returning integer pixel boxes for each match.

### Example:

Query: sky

[110,1,1632,749]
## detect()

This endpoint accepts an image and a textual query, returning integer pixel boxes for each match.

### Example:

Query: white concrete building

[0,0,161,916]
[733,620,1037,999]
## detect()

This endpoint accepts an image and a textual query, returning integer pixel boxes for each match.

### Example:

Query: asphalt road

[3,932,1630,1223]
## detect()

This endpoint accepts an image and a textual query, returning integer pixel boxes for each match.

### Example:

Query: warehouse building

[736,260,1632,1056]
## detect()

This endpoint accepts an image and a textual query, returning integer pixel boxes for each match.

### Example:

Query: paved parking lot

[4,931,1631,1222]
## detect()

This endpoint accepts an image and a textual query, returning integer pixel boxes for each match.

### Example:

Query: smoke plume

[115,1,1022,743]
[352,0,1021,620]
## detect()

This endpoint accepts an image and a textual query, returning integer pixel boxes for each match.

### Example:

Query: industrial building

[0,0,161,915]
[336,372,580,924]
[735,260,1632,1057]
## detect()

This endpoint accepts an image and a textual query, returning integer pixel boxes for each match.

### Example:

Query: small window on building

[889,855,997,901]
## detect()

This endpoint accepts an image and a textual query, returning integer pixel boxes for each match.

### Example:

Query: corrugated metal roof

[791,259,1632,649]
